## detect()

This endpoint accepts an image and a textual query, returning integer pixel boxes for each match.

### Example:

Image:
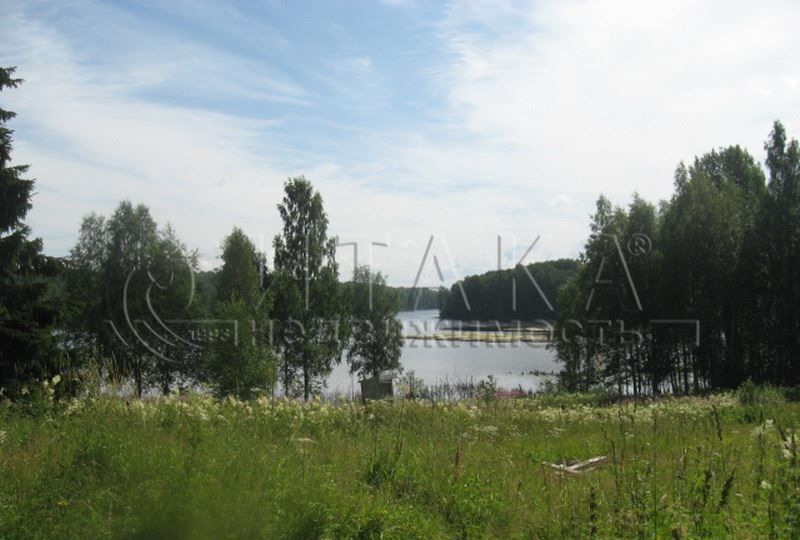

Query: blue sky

[2,0,799,285]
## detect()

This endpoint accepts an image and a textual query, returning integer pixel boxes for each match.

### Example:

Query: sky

[2,0,799,286]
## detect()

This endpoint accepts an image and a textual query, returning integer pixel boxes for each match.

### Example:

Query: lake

[326,310,560,396]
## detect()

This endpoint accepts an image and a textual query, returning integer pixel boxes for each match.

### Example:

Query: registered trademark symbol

[627,233,652,256]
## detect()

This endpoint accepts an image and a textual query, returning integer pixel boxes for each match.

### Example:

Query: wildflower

[51,374,61,386]
[782,431,797,459]
[66,400,84,416]
[760,480,772,490]
[473,425,498,435]
[751,419,775,437]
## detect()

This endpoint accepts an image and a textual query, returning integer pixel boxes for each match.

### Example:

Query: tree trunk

[303,362,310,401]
[135,361,143,397]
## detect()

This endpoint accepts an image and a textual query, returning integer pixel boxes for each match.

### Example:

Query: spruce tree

[0,67,59,395]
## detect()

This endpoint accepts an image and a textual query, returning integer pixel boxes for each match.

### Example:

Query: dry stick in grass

[544,456,609,475]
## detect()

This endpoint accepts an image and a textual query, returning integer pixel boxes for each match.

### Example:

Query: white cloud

[2,0,799,286]
[435,0,800,204]
[1,10,292,267]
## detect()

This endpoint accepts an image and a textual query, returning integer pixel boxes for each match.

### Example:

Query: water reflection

[326,310,560,397]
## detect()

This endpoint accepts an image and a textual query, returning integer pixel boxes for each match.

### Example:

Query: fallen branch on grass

[543,456,608,475]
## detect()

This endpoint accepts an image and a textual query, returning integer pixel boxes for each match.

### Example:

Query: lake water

[326,310,560,396]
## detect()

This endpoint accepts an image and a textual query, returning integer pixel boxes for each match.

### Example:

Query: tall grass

[1,390,800,538]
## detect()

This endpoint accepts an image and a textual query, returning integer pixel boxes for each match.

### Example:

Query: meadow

[2,385,800,539]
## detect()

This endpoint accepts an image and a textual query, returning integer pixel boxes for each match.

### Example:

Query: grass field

[2,386,800,539]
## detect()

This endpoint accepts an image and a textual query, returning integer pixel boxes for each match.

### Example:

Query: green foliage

[207,299,274,399]
[205,228,275,398]
[66,201,200,395]
[748,122,800,385]
[346,266,403,379]
[395,370,426,399]
[2,393,800,538]
[439,259,582,321]
[271,177,347,400]
[552,129,800,394]
[0,66,61,397]
[737,379,786,407]
[216,227,266,311]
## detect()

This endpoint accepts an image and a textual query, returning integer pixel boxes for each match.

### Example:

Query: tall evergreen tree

[0,67,60,396]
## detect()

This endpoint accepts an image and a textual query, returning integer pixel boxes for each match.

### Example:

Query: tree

[0,66,60,396]
[146,225,203,394]
[206,228,275,398]
[439,259,581,321]
[659,149,765,390]
[553,195,632,393]
[346,266,403,379]
[216,227,265,311]
[271,177,347,400]
[752,121,800,384]
[67,201,199,396]
[554,143,767,395]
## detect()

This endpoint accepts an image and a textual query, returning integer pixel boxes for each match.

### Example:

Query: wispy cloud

[433,0,800,202]
[2,6,296,266]
[2,0,798,285]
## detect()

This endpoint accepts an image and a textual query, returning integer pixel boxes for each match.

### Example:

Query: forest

[439,259,581,321]
[552,128,800,395]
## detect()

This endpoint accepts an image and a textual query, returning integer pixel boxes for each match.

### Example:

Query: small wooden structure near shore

[360,371,395,401]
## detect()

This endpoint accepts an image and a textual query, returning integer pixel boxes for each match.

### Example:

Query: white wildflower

[752,419,775,438]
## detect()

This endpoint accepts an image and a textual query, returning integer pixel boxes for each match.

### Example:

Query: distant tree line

[391,286,445,311]
[439,259,581,321]
[0,67,403,401]
[555,122,800,394]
